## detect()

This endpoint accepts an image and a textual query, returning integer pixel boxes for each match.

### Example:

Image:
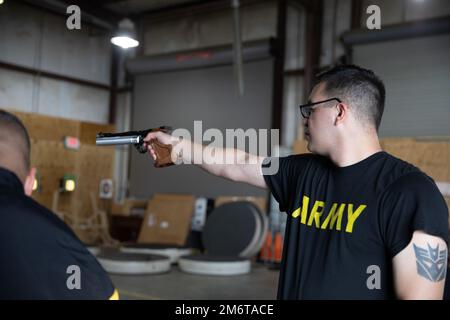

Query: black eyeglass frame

[299,97,342,118]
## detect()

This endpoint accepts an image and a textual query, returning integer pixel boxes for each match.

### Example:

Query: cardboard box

[137,194,195,245]
[215,196,268,214]
[292,139,310,155]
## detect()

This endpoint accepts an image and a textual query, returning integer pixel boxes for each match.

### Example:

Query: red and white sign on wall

[99,179,113,199]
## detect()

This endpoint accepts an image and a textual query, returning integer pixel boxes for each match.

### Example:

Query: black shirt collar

[330,151,387,174]
[0,167,24,194]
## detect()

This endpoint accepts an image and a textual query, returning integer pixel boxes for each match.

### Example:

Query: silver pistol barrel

[96,135,141,146]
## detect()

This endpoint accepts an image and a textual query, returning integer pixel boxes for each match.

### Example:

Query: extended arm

[143,131,267,189]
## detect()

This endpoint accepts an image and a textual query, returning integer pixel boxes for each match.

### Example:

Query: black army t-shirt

[263,151,449,299]
[0,167,115,299]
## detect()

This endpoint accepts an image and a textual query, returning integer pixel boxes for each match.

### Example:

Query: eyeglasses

[299,97,342,119]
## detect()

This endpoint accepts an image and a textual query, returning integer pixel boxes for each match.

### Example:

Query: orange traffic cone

[274,232,283,263]
[260,231,273,262]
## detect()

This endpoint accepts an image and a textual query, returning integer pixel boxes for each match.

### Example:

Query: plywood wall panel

[8,110,115,243]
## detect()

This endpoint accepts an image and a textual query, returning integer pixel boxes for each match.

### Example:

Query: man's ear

[335,102,347,125]
[24,167,36,197]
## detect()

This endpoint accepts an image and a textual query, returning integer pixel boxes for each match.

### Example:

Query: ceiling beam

[18,0,121,30]
[59,0,123,23]
[134,0,272,23]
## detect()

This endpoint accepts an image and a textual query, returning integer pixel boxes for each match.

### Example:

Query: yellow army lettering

[291,195,367,233]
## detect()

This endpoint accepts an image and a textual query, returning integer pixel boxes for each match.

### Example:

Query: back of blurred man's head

[0,110,32,187]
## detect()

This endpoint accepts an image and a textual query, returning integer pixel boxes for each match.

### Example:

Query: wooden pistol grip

[150,139,174,167]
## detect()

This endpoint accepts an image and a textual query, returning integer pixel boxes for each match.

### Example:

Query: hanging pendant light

[111,18,139,49]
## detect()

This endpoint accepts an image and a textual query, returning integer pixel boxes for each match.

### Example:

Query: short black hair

[0,110,31,170]
[314,64,386,130]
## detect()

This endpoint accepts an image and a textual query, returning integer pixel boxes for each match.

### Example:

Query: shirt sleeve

[380,171,450,257]
[262,154,312,212]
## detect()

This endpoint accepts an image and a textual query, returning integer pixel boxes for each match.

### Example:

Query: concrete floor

[110,263,279,300]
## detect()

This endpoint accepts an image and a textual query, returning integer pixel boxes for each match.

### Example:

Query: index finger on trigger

[143,131,158,142]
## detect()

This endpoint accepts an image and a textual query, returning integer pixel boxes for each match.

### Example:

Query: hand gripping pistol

[96,126,174,167]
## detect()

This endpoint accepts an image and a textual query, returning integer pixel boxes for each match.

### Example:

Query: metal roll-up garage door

[127,42,273,198]
[352,34,450,137]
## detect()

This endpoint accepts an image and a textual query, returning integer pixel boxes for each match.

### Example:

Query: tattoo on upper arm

[413,243,448,282]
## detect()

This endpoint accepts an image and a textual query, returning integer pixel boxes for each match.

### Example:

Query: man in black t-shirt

[0,110,117,299]
[145,65,449,299]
